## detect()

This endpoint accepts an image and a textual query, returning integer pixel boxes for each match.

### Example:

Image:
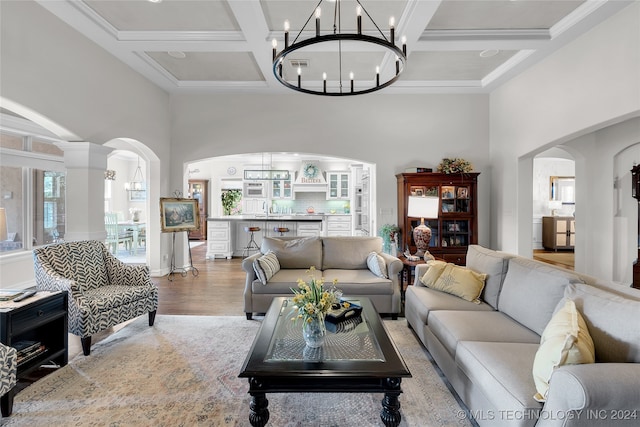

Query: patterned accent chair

[33,240,158,356]
[0,342,17,417]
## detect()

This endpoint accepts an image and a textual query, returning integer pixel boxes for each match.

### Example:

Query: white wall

[170,93,492,246]
[490,2,640,281]
[0,1,172,284]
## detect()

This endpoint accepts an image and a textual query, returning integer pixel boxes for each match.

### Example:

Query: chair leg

[1,389,14,417]
[246,312,253,320]
[81,336,92,356]
[149,310,157,326]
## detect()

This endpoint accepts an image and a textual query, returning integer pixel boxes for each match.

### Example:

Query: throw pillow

[420,260,448,286]
[253,251,280,285]
[532,299,595,402]
[425,263,486,304]
[366,252,388,278]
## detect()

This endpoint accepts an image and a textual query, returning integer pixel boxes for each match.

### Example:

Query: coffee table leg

[380,377,402,427]
[249,392,269,427]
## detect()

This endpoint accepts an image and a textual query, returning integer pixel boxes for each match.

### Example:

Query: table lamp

[407,196,439,260]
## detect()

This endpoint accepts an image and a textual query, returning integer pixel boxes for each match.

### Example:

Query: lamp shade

[408,196,439,220]
[0,208,7,241]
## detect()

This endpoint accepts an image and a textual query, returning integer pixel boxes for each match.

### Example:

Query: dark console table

[1,291,68,416]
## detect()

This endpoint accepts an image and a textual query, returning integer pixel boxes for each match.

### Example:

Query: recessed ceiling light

[480,49,500,58]
[168,51,186,59]
[148,0,162,3]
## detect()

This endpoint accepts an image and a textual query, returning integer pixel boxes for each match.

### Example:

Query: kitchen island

[206,214,336,259]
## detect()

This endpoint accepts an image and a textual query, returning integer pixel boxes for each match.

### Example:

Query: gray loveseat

[242,236,402,320]
[405,244,640,427]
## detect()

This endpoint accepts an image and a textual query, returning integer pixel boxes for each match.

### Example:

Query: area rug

[2,316,472,427]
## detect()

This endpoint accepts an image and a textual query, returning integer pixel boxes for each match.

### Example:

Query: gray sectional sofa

[242,236,402,320]
[405,245,640,427]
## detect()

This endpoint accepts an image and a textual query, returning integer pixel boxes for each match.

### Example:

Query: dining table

[118,221,145,253]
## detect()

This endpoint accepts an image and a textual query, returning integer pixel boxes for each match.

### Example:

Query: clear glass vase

[302,315,326,348]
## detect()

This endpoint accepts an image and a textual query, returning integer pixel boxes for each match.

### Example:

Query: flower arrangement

[129,207,142,221]
[437,158,473,174]
[290,266,340,324]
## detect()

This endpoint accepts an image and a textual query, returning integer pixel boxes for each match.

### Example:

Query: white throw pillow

[366,252,388,278]
[253,251,280,285]
[532,299,595,402]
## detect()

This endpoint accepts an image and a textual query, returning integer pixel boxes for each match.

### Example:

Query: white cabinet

[206,220,234,259]
[243,198,267,215]
[326,215,352,236]
[266,221,297,237]
[271,172,293,200]
[326,171,350,200]
[296,221,323,237]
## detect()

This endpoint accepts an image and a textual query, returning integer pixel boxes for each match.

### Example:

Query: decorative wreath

[302,162,320,179]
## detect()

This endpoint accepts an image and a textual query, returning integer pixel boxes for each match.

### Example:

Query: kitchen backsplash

[272,193,350,214]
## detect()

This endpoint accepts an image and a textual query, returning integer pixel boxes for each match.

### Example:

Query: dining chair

[104,212,133,255]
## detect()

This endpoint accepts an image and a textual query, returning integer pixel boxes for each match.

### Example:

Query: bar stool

[242,226,261,257]
[274,226,289,236]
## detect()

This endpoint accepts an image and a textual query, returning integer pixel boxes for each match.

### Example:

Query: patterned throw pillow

[366,252,388,278]
[253,251,280,285]
[425,262,486,304]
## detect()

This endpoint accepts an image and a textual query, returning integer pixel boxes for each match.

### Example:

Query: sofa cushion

[253,251,280,285]
[322,237,382,270]
[366,252,388,278]
[404,285,494,327]
[456,341,542,416]
[426,263,486,304]
[466,245,514,309]
[429,310,541,358]
[323,269,394,295]
[532,299,595,402]
[564,283,640,363]
[498,258,583,336]
[260,237,322,269]
[251,269,309,294]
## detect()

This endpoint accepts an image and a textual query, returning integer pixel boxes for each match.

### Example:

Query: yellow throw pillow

[532,299,595,402]
[420,260,448,286]
[426,263,486,304]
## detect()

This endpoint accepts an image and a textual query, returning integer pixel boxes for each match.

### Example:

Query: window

[0,129,66,254]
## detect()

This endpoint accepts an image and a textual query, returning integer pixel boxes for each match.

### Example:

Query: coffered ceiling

[37,0,629,94]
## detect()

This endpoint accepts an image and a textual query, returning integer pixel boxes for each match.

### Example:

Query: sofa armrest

[414,264,429,286]
[379,253,402,277]
[537,363,640,427]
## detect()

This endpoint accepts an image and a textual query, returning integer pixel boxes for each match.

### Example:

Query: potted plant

[379,224,400,255]
[221,189,242,215]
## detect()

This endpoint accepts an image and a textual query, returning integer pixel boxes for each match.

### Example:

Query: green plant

[379,224,400,242]
[221,189,242,215]
[437,158,473,174]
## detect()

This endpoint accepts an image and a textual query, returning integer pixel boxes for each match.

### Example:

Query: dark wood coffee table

[238,297,411,427]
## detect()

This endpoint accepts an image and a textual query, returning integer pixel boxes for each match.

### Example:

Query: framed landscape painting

[160,198,200,233]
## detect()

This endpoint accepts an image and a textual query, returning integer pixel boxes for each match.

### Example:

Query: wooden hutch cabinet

[396,172,479,266]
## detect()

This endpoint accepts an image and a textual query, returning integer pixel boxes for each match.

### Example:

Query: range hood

[294,161,327,192]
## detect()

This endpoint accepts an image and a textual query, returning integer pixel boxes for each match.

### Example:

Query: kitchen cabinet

[271,172,293,199]
[206,220,234,259]
[396,172,480,266]
[326,215,352,236]
[326,171,350,200]
[542,216,575,251]
[243,198,267,215]
[266,221,297,237]
[296,221,323,237]
[188,180,208,240]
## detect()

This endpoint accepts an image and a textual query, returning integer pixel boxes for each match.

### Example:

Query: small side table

[398,255,426,299]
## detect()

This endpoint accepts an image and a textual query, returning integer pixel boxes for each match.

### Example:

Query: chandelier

[271,0,407,96]
[125,156,145,191]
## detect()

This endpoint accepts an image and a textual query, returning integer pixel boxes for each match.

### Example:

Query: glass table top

[264,298,385,362]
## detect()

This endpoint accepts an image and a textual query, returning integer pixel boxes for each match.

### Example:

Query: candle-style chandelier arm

[271,0,407,96]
